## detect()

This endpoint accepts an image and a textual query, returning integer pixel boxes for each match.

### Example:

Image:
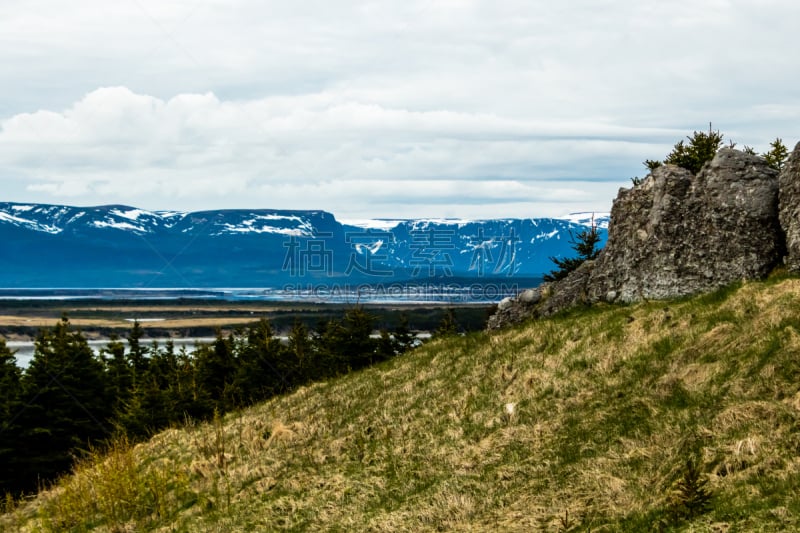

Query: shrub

[543,218,601,282]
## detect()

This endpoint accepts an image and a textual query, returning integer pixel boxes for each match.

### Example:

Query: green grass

[6,277,800,531]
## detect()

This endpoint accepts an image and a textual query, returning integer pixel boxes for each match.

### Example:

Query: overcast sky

[1,0,798,219]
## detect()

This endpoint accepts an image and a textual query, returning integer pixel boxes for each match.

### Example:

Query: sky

[1,0,799,220]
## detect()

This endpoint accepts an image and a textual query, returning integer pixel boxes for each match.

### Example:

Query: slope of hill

[5,275,800,531]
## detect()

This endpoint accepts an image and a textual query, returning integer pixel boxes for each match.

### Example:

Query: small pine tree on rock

[543,218,602,282]
[663,128,725,175]
[763,137,789,171]
[641,126,725,176]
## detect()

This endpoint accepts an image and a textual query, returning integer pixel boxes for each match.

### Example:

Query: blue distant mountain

[0,202,608,292]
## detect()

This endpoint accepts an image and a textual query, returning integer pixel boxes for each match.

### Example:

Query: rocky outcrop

[489,147,786,330]
[779,142,800,271]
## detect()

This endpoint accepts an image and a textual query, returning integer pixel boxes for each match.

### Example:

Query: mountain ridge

[0,202,609,291]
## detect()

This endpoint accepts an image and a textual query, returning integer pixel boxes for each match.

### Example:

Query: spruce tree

[195,331,238,411]
[0,338,23,494]
[116,339,186,437]
[126,319,149,383]
[763,138,789,171]
[435,308,460,336]
[314,318,348,378]
[172,345,210,421]
[393,313,416,353]
[16,317,111,492]
[341,307,377,369]
[116,379,160,438]
[543,220,602,282]
[375,329,397,361]
[101,334,132,416]
[233,319,288,404]
[641,127,725,176]
[287,319,316,382]
[663,128,724,174]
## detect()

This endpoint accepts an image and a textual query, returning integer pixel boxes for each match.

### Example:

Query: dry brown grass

[0,315,130,328]
[66,305,289,313]
[0,315,265,330]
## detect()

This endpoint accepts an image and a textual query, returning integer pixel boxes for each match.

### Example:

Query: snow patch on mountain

[532,229,560,242]
[67,212,86,224]
[110,208,149,221]
[0,211,62,234]
[216,223,312,236]
[341,219,406,230]
[92,220,146,232]
[209,214,316,237]
[561,212,611,229]
[408,219,478,231]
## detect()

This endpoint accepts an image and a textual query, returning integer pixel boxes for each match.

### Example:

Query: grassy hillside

[5,275,800,531]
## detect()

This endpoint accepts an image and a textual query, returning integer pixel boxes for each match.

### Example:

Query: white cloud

[0,0,799,217]
[0,86,671,216]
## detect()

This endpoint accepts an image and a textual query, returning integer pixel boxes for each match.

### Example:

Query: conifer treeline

[0,308,421,496]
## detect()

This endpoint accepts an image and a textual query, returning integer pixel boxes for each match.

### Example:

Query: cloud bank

[1,0,799,218]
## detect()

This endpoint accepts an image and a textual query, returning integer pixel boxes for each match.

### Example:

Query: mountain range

[0,202,608,297]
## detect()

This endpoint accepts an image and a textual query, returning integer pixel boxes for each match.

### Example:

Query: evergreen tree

[644,159,663,171]
[314,318,348,378]
[116,377,165,438]
[340,307,377,369]
[147,339,176,391]
[393,313,416,353]
[631,159,662,186]
[543,219,602,282]
[287,319,317,381]
[663,128,724,174]
[233,319,289,404]
[114,337,197,437]
[101,334,132,416]
[0,338,23,494]
[16,317,111,492]
[195,331,238,411]
[642,127,724,176]
[171,345,210,421]
[435,308,460,337]
[126,320,149,384]
[375,329,397,361]
[763,138,789,171]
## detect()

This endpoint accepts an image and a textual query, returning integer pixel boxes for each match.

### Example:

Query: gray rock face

[591,148,781,302]
[489,148,785,330]
[779,142,800,271]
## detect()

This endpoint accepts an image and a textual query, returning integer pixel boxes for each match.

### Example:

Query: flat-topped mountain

[0,202,608,290]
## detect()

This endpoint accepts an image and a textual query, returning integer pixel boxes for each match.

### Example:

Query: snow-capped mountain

[0,202,608,289]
